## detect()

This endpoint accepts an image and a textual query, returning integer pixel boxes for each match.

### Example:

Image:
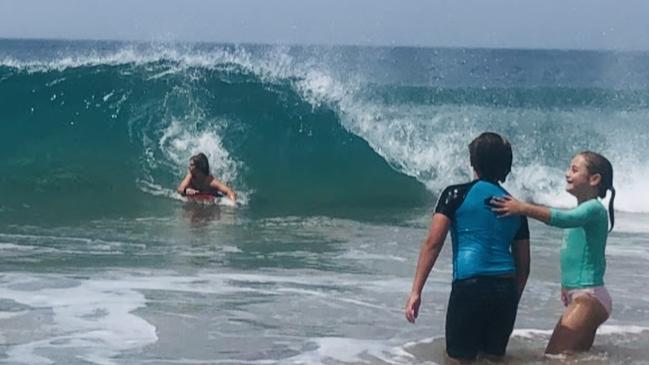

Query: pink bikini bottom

[561,286,612,315]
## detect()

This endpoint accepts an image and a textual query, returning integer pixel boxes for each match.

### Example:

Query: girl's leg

[545,294,609,354]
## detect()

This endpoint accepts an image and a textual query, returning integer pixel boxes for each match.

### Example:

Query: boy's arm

[405,213,451,323]
[512,238,530,300]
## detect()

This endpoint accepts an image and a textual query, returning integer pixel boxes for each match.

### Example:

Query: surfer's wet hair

[469,132,513,183]
[190,153,210,176]
[579,151,615,232]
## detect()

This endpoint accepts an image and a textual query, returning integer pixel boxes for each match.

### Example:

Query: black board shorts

[445,275,518,360]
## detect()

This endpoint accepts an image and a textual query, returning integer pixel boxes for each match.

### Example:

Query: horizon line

[2,36,648,54]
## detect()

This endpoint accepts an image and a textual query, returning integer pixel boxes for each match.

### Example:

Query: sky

[1,0,649,50]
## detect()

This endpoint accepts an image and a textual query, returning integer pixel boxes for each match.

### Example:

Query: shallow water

[1,208,648,364]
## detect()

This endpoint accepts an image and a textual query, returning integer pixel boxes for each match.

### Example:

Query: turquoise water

[1,39,649,364]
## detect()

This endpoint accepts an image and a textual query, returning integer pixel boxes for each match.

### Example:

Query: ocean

[1,39,648,364]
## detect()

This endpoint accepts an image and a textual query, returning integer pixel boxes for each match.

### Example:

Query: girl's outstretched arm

[405,213,451,324]
[492,196,600,228]
[491,196,551,224]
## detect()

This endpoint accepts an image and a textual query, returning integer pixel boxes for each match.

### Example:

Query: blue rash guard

[435,180,530,281]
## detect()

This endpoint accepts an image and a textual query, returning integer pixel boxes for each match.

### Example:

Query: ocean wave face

[2,40,649,222]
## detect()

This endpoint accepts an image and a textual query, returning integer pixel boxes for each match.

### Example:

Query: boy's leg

[480,278,518,359]
[446,279,481,361]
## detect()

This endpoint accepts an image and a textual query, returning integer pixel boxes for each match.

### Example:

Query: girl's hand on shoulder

[490,195,524,217]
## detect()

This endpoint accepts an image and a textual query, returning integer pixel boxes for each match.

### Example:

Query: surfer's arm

[210,178,237,202]
[177,173,192,196]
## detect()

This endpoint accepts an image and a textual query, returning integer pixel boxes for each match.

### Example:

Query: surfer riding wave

[176,153,237,202]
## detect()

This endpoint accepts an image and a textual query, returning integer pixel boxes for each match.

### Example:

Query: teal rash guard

[549,199,609,289]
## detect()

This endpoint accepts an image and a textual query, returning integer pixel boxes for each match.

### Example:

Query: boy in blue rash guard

[405,132,530,362]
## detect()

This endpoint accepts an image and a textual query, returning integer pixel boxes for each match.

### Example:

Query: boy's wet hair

[579,151,615,231]
[469,132,513,183]
[190,153,210,176]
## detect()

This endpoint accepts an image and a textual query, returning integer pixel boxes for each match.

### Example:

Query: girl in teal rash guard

[492,151,615,355]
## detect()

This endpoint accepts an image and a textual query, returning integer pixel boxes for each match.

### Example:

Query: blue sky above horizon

[1,0,648,51]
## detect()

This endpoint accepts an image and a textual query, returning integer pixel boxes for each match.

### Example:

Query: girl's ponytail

[608,187,615,232]
[579,151,615,232]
